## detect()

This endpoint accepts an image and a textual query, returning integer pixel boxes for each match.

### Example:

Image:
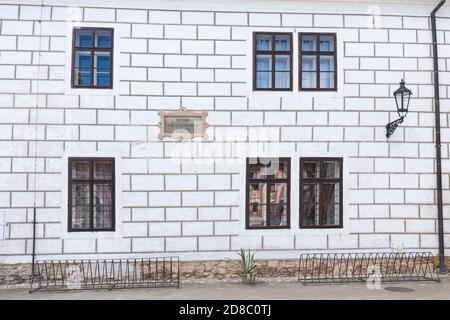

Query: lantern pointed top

[394,79,412,97]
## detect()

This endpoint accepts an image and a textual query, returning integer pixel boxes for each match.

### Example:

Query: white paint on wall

[0,212,6,241]
[0,0,449,263]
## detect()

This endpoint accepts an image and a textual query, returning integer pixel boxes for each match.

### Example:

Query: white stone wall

[0,0,450,263]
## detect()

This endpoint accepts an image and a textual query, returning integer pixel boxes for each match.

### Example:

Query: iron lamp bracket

[386,117,404,138]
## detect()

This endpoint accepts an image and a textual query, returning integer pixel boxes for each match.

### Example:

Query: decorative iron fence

[298,252,440,284]
[30,257,180,292]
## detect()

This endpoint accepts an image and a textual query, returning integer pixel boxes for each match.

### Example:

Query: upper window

[246,158,290,229]
[254,32,292,91]
[68,158,115,232]
[299,33,337,91]
[72,28,113,89]
[300,158,342,229]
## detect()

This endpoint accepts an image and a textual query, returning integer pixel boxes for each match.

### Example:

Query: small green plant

[230,248,258,283]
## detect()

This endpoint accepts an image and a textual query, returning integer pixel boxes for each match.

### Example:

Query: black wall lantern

[386,79,412,138]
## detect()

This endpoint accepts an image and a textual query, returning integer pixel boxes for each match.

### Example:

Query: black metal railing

[298,252,440,284]
[30,257,180,292]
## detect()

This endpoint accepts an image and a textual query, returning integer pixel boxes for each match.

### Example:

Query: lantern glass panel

[395,92,402,113]
[395,91,410,118]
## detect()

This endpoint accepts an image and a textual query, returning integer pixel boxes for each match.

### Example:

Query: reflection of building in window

[68,158,115,232]
[247,158,290,229]
[300,158,342,228]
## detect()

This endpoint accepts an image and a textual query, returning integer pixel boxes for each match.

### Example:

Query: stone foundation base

[1,257,449,286]
[180,259,299,282]
[0,264,32,286]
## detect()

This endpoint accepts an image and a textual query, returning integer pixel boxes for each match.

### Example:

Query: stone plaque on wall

[158,107,208,141]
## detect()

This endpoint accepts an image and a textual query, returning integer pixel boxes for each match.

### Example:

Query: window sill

[68,229,116,233]
[299,88,337,92]
[71,86,113,90]
[246,226,291,230]
[62,230,123,240]
[253,88,293,92]
[300,226,343,229]
[66,87,117,96]
[248,89,341,97]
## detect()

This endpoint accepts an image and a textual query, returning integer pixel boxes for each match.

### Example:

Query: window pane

[75,29,93,47]
[74,51,92,86]
[275,72,290,89]
[277,159,289,178]
[256,54,272,71]
[75,51,92,68]
[320,35,334,52]
[320,56,334,72]
[256,34,272,51]
[302,183,319,226]
[322,183,339,226]
[95,52,111,69]
[269,183,287,204]
[275,55,290,71]
[72,207,91,230]
[72,184,90,206]
[275,34,290,51]
[302,161,320,179]
[94,206,112,229]
[320,72,334,89]
[256,71,272,89]
[249,204,267,227]
[94,184,112,205]
[269,204,288,227]
[248,158,288,179]
[301,35,316,51]
[95,30,112,48]
[94,52,111,87]
[71,184,90,230]
[302,55,316,71]
[96,72,111,87]
[74,70,91,87]
[302,72,316,89]
[71,160,90,179]
[94,160,113,180]
[249,182,267,205]
[94,184,112,229]
[322,160,340,179]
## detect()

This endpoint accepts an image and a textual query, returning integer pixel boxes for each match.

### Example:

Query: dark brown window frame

[68,157,116,232]
[300,157,343,229]
[71,27,114,89]
[245,157,291,230]
[253,32,293,91]
[299,33,337,91]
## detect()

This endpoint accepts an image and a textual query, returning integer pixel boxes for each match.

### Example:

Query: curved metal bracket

[386,117,404,138]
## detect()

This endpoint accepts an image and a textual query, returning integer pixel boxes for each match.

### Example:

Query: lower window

[300,158,343,228]
[246,158,290,229]
[68,158,115,232]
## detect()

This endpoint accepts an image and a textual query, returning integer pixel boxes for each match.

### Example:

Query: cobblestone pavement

[0,276,449,300]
